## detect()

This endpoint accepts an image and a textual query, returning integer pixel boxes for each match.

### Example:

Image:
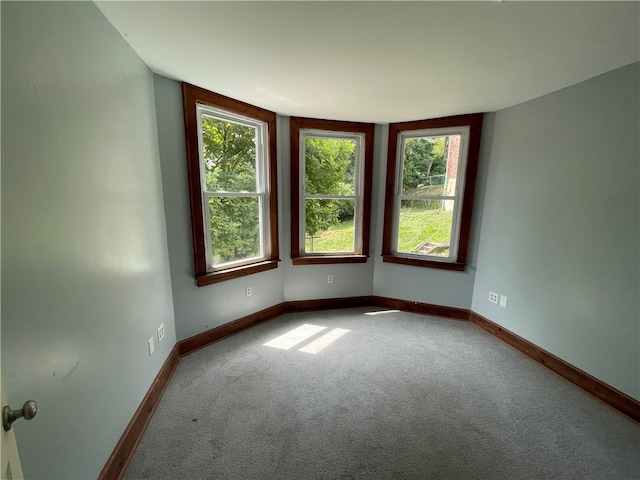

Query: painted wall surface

[1,2,177,478]
[153,75,285,341]
[371,124,489,309]
[156,72,487,335]
[1,3,636,478]
[279,117,376,302]
[471,63,640,400]
[154,76,386,339]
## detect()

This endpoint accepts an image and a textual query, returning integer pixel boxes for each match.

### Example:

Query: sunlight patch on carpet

[263,324,327,350]
[364,310,400,315]
[299,328,350,354]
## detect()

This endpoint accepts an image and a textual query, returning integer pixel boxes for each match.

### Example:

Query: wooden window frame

[381,113,484,271]
[183,83,279,286]
[290,117,374,265]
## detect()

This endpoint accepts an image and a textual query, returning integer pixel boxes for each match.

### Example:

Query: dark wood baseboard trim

[98,345,180,480]
[102,297,639,479]
[177,296,470,358]
[469,312,640,423]
[286,296,375,312]
[177,303,288,357]
[177,297,376,357]
[372,296,470,320]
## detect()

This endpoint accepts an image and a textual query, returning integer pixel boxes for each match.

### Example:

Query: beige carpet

[125,307,640,479]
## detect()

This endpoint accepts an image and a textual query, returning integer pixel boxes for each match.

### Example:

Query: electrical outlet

[328,274,334,284]
[148,337,155,356]
[499,295,508,308]
[489,291,499,304]
[246,286,252,297]
[157,323,165,343]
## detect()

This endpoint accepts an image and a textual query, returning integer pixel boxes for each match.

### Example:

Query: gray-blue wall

[153,76,286,341]
[370,124,492,308]
[471,63,640,400]
[154,65,639,402]
[1,2,177,478]
[279,117,376,302]
[154,77,377,340]
[153,75,471,340]
[2,2,638,477]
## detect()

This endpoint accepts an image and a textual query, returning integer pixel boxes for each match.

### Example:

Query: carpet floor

[124,307,640,479]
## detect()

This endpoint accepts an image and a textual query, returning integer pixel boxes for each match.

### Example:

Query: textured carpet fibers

[124,308,640,479]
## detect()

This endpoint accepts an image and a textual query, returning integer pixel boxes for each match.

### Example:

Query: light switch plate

[499,295,508,308]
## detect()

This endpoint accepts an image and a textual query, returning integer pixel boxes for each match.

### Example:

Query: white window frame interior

[392,126,470,263]
[196,104,269,272]
[299,129,365,255]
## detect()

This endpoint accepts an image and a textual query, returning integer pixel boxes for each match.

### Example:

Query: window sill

[196,259,279,287]
[382,254,466,271]
[292,255,368,265]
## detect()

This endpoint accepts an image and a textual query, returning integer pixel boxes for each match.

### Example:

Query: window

[382,114,483,271]
[183,84,279,286]
[290,117,374,265]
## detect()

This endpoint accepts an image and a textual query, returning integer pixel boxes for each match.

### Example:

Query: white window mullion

[206,191,262,198]
[449,199,461,261]
[258,194,265,258]
[197,105,269,271]
[354,137,363,197]
[393,128,469,262]
[299,130,364,255]
[392,195,402,253]
[201,192,212,270]
[397,195,457,202]
[305,194,358,200]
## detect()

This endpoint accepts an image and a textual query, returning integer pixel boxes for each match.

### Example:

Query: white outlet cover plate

[489,291,499,304]
[499,295,508,308]
[157,324,165,342]
[148,337,155,356]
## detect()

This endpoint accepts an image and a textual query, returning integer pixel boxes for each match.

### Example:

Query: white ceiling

[95,1,639,123]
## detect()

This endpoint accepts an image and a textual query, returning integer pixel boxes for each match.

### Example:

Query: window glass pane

[401,135,461,196]
[397,199,453,257]
[305,199,355,253]
[208,196,260,266]
[305,137,356,195]
[201,114,257,193]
